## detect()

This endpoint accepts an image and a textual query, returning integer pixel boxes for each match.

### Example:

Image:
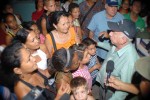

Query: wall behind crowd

[12,0,35,21]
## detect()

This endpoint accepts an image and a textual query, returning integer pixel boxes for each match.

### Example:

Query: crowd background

[0,0,150,100]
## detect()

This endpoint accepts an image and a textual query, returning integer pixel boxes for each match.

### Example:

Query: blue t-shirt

[88,10,124,59]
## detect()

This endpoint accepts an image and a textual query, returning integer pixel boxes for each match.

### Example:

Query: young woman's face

[6,15,18,30]
[19,48,38,74]
[25,31,40,50]
[54,16,70,34]
[71,7,80,19]
[73,86,89,100]
[122,0,130,10]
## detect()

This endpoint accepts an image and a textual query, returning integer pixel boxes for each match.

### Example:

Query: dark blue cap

[106,0,118,6]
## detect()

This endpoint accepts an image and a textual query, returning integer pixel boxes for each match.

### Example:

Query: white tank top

[32,49,47,70]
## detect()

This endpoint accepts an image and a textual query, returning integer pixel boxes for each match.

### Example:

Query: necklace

[56,31,69,43]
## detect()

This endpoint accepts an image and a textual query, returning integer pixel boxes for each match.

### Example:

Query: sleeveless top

[32,49,47,70]
[46,27,76,54]
[20,72,56,100]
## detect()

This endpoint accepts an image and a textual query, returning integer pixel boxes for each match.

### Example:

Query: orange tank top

[46,27,76,54]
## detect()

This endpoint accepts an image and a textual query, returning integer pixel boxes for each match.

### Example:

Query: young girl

[70,77,95,100]
[68,3,82,40]
[82,38,101,84]
[71,44,92,91]
[51,47,80,91]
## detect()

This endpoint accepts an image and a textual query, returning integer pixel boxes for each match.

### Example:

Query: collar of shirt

[112,43,132,57]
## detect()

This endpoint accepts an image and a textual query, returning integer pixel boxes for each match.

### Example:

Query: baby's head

[70,77,89,100]
[82,38,97,56]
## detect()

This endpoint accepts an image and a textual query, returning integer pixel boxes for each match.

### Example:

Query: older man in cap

[107,56,150,100]
[96,19,139,100]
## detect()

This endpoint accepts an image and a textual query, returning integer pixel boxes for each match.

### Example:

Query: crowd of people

[0,0,150,100]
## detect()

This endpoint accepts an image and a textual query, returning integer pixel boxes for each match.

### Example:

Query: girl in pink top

[71,44,92,91]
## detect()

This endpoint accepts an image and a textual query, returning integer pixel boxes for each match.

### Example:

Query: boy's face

[87,44,96,56]
[73,86,89,100]
[44,0,56,12]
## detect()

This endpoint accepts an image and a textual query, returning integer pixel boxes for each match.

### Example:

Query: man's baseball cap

[107,19,137,39]
[135,56,150,81]
[106,0,118,6]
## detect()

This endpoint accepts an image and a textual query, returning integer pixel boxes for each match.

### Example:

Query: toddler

[82,38,101,84]
[70,76,95,100]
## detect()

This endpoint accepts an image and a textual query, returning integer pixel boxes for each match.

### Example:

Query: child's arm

[88,58,101,73]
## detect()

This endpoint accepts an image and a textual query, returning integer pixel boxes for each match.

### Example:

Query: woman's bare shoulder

[14,81,30,100]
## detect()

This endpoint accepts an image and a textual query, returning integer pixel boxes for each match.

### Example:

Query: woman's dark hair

[22,21,36,30]
[68,3,79,13]
[82,37,96,47]
[13,28,32,43]
[50,11,68,31]
[51,47,75,71]
[1,42,23,83]
[3,13,16,23]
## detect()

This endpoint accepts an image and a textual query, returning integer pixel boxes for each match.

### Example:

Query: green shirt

[96,42,139,100]
[124,13,145,31]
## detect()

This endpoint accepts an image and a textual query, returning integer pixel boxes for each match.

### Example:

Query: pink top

[72,65,92,90]
[40,34,45,44]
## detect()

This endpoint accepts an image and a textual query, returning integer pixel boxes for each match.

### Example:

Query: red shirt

[32,9,44,22]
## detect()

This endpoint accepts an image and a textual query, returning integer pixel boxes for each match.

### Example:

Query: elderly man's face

[109,31,123,46]
[105,4,118,19]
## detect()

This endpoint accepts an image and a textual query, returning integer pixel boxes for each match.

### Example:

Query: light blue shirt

[96,42,139,100]
[87,10,124,59]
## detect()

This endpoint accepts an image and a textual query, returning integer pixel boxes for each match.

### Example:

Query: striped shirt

[87,54,99,79]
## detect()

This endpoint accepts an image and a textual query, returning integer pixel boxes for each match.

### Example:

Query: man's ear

[44,6,47,10]
[13,67,22,75]
[121,36,127,45]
